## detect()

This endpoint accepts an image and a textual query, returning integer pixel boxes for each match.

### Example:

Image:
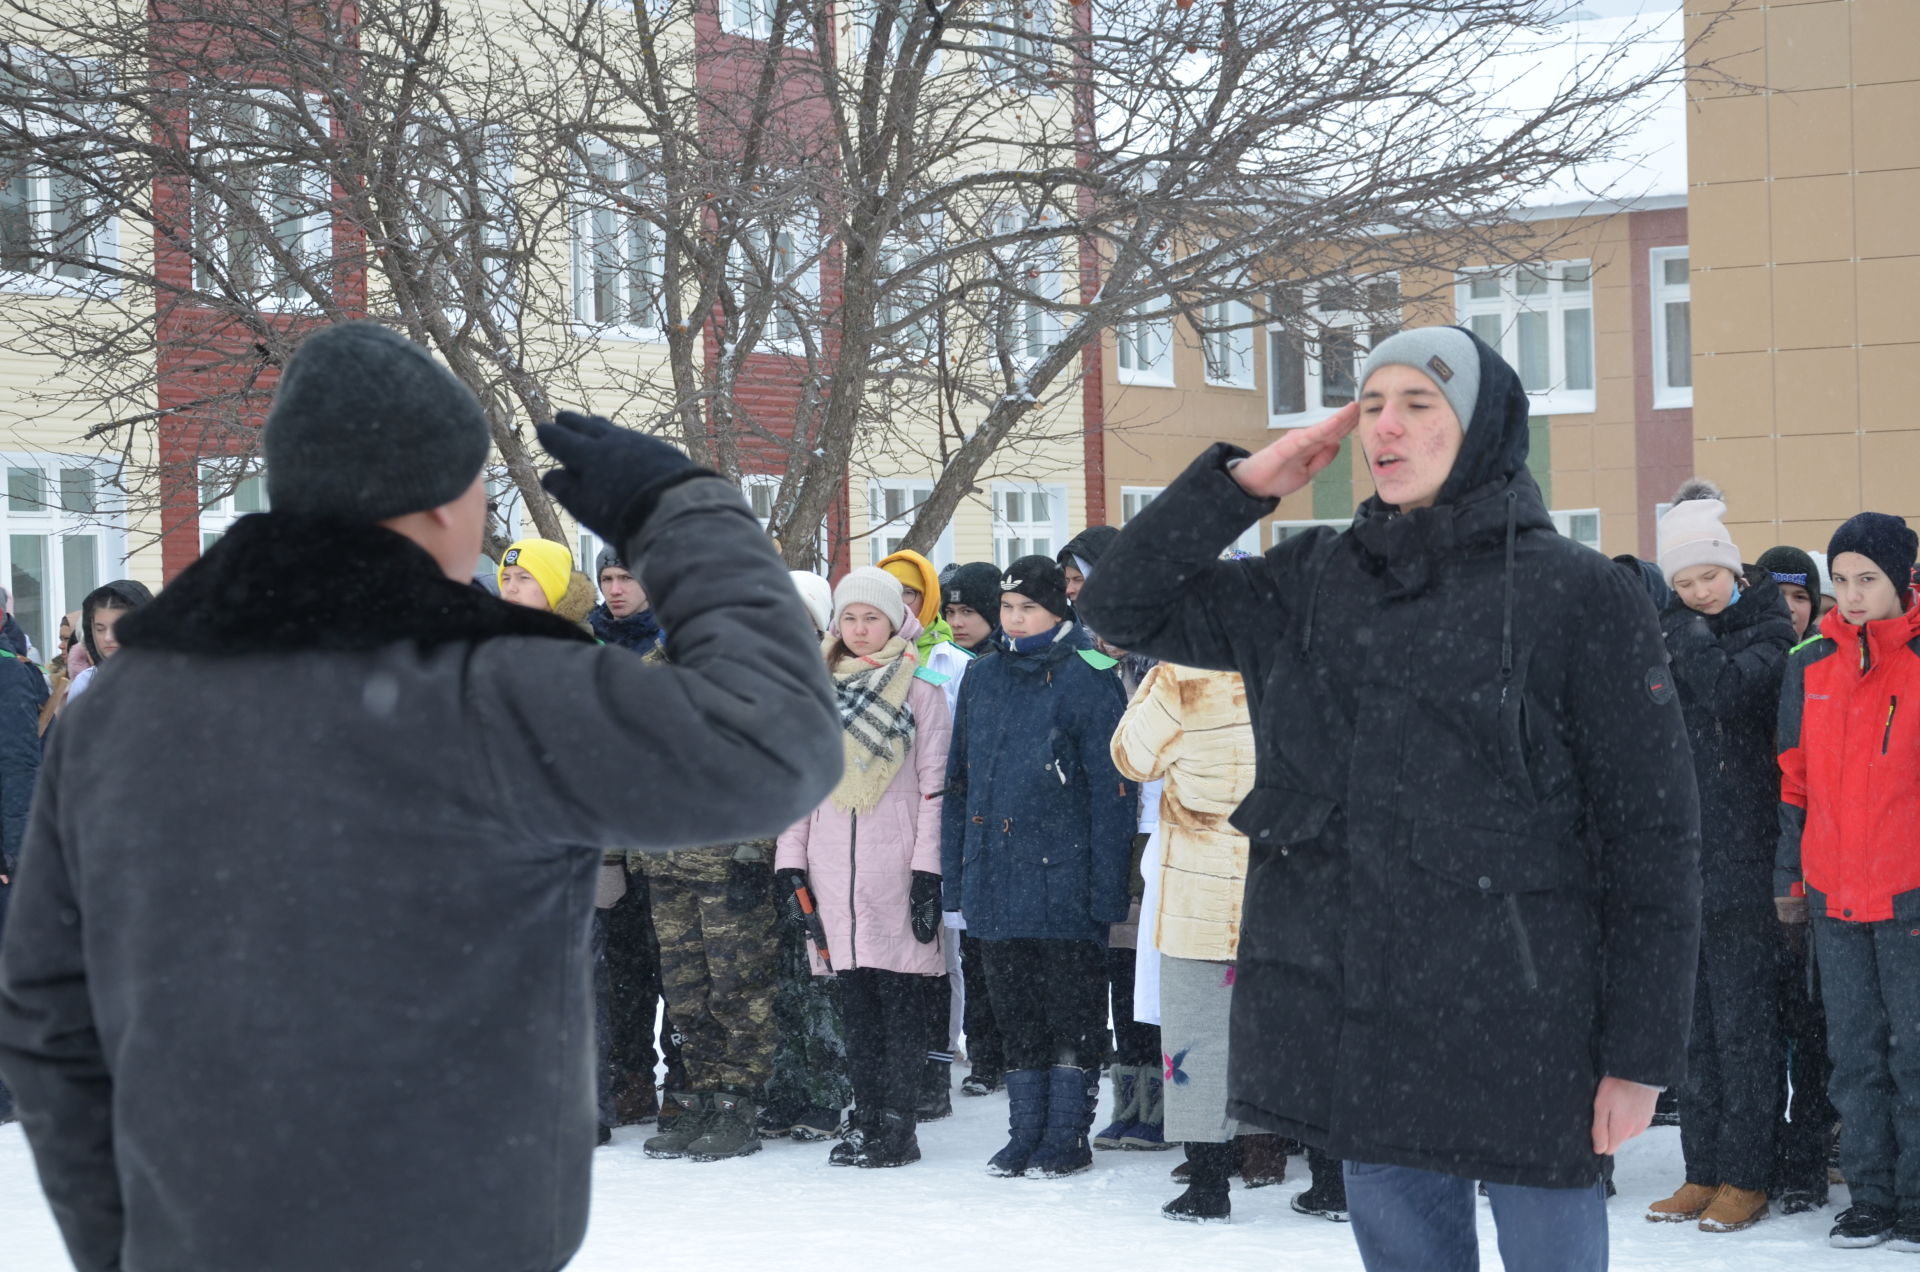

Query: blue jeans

[1345,1160,1607,1272]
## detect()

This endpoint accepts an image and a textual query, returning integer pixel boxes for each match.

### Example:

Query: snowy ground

[0,1075,1886,1270]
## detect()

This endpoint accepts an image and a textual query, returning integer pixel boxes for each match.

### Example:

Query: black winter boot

[829,1106,874,1166]
[856,1109,922,1168]
[1027,1065,1098,1179]
[917,1059,953,1122]
[685,1089,762,1161]
[1292,1148,1349,1222]
[1163,1141,1233,1223]
[642,1091,711,1159]
[987,1070,1048,1177]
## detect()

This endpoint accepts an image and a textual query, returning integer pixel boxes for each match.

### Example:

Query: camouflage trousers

[762,920,853,1117]
[641,850,780,1093]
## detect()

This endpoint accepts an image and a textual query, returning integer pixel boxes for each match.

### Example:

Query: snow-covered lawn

[0,1077,1886,1270]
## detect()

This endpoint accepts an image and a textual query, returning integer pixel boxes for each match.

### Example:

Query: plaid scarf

[828,634,918,814]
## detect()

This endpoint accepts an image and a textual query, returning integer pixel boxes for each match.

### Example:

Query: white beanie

[831,566,905,632]
[789,570,832,636]
[1657,479,1742,584]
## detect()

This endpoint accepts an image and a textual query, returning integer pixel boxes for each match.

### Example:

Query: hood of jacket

[81,578,154,665]
[876,548,943,630]
[117,513,591,657]
[1058,525,1121,573]
[1661,565,1787,640]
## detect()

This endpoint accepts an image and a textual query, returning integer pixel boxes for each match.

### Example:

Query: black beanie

[265,322,492,522]
[945,561,1002,617]
[1827,513,1918,593]
[595,544,628,576]
[1755,545,1818,593]
[1001,554,1071,621]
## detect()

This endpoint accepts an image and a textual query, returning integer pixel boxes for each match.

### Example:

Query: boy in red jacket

[1776,511,1920,1251]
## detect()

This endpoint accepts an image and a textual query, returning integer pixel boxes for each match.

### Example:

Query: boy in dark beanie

[0,322,840,1272]
[941,554,1135,1180]
[1777,510,1920,1249]
[1757,545,1821,641]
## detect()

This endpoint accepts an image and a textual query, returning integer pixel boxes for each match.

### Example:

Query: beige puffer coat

[1110,662,1256,961]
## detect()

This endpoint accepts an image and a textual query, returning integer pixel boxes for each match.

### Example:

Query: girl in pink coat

[776,567,952,1169]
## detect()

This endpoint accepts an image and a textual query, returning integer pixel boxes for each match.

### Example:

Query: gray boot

[686,1088,763,1161]
[642,1091,712,1159]
[1093,1065,1142,1149]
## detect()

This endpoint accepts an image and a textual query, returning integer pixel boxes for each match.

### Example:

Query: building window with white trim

[1119,486,1163,523]
[1551,508,1603,554]
[1203,295,1255,389]
[991,481,1066,566]
[742,473,779,532]
[409,118,517,329]
[1650,247,1691,409]
[1115,308,1173,385]
[191,91,331,309]
[1456,261,1595,415]
[1268,279,1400,427]
[719,0,811,43]
[3,455,123,657]
[867,478,955,566]
[877,212,943,355]
[980,0,1052,91]
[1270,518,1347,549]
[199,461,269,552]
[573,143,662,338]
[734,219,820,350]
[990,208,1062,368]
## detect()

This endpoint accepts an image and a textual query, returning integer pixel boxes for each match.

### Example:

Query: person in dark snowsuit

[0,635,45,1124]
[1642,484,1793,1233]
[940,555,1135,1181]
[1079,325,1701,1272]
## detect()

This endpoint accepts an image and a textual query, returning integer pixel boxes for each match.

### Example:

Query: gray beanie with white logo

[1358,326,1483,432]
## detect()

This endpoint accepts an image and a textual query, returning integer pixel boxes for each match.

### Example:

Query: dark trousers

[980,937,1107,1071]
[1680,906,1782,1191]
[1344,1160,1607,1272]
[604,873,678,1093]
[960,933,1004,1076]
[921,972,954,1060]
[0,877,11,1120]
[1813,915,1920,1212]
[1776,920,1838,1191]
[591,908,615,1129]
[1106,942,1160,1066]
[840,968,928,1115]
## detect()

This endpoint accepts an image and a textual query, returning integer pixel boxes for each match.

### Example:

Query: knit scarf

[828,634,918,814]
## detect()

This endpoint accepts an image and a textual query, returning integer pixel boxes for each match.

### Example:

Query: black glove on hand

[774,867,811,935]
[537,410,707,550]
[725,859,773,912]
[910,870,942,945]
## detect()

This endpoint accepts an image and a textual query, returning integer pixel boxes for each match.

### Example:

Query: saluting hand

[1228,402,1360,501]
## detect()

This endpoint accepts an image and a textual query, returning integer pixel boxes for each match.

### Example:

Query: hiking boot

[1239,1134,1289,1188]
[1831,1203,1896,1248]
[917,1059,953,1122]
[1093,1065,1141,1150]
[829,1107,874,1166]
[1646,1181,1719,1223]
[1027,1065,1098,1179]
[1121,1068,1170,1150]
[855,1109,921,1169]
[1699,1185,1769,1232]
[1163,1140,1232,1224]
[987,1069,1048,1177]
[642,1091,711,1159]
[1292,1150,1349,1222]
[961,1066,1002,1097]
[685,1089,762,1161]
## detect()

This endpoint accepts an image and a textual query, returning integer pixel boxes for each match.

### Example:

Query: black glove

[910,870,942,944]
[537,410,708,550]
[774,867,811,934]
[725,858,772,912]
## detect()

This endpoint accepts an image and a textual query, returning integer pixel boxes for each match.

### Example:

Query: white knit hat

[831,566,905,632]
[1657,479,1742,584]
[789,570,832,636]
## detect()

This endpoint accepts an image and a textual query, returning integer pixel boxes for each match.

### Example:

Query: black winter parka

[1660,573,1794,913]
[1079,336,1702,1189]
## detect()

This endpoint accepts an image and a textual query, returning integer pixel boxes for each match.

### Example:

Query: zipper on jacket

[848,812,858,971]
[1885,696,1899,756]
[1504,894,1540,992]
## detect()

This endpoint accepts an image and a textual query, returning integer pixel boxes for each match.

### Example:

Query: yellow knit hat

[499,539,574,610]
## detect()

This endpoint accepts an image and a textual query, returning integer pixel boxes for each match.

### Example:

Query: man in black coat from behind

[1080,326,1702,1272]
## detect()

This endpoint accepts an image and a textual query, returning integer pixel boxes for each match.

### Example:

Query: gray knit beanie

[1358,326,1482,432]
[264,322,492,521]
[831,566,906,633]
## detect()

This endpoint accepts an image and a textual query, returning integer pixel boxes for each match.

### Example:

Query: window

[1650,247,1691,409]
[1115,308,1173,385]
[1269,279,1401,427]
[3,454,122,658]
[720,0,810,44]
[980,0,1052,91]
[1456,261,1595,415]
[734,219,820,350]
[1203,295,1255,388]
[198,460,269,552]
[192,91,330,308]
[877,213,943,355]
[1551,508,1603,554]
[990,209,1062,368]
[850,0,941,71]
[1271,518,1348,548]
[866,479,956,566]
[573,143,662,337]
[410,118,517,329]
[0,56,115,292]
[742,473,779,531]
[486,474,528,545]
[1120,486,1163,522]
[991,481,1067,566]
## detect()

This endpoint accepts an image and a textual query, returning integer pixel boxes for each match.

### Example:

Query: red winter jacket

[1776,603,1920,922]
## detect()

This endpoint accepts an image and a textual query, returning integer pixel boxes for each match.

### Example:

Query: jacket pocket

[1230,785,1336,847]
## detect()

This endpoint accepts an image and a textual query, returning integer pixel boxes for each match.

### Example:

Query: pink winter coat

[776,673,952,976]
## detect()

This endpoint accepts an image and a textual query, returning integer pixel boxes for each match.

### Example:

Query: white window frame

[1271,517,1348,548]
[1650,246,1691,409]
[2,452,126,659]
[1119,486,1163,523]
[1455,261,1596,416]
[876,211,943,356]
[1203,294,1255,389]
[720,0,812,45]
[0,56,118,297]
[990,480,1067,567]
[866,478,956,567]
[572,142,663,341]
[742,473,779,532]
[407,116,518,331]
[1268,279,1401,429]
[197,459,269,551]
[848,0,941,72]
[733,218,821,353]
[979,0,1053,93]
[1115,307,1174,385]
[1551,508,1603,554]
[990,207,1063,370]
[191,89,331,312]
